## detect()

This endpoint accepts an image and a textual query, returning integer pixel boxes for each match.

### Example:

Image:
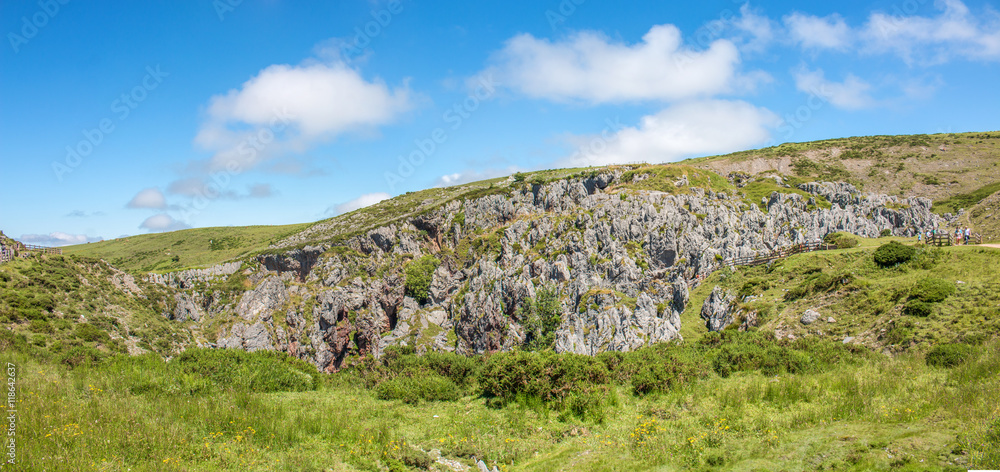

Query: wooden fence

[0,243,62,264]
[927,232,983,247]
[722,240,837,268]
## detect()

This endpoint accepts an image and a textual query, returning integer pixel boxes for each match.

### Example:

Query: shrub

[926,343,976,368]
[873,242,916,267]
[60,345,105,368]
[910,277,955,303]
[904,300,933,317]
[375,373,461,403]
[404,255,440,304]
[479,351,609,404]
[74,323,110,343]
[0,330,27,352]
[880,229,893,237]
[513,172,526,182]
[823,232,859,249]
[523,286,562,351]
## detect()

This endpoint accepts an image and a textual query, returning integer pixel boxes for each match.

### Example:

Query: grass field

[6,335,999,471]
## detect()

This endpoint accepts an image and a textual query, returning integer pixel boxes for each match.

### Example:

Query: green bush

[0,330,28,352]
[880,229,893,237]
[873,242,916,267]
[523,286,562,351]
[479,351,609,405]
[911,277,955,303]
[74,323,110,343]
[926,343,976,368]
[823,232,859,249]
[60,345,105,368]
[375,373,461,403]
[404,255,440,304]
[904,300,933,317]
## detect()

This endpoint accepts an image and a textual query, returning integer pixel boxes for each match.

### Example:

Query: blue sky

[1,0,999,246]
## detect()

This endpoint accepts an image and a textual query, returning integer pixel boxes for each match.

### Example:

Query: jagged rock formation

[148,172,942,371]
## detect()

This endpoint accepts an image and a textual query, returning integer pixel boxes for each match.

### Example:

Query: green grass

[8,334,1000,471]
[688,240,1000,352]
[932,180,1000,214]
[62,224,310,273]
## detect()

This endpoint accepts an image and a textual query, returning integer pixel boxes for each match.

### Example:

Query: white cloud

[732,4,777,53]
[328,192,391,216]
[195,60,413,172]
[784,12,852,50]
[126,187,167,209]
[484,24,749,103]
[861,0,1000,63]
[434,167,522,188]
[140,214,190,233]
[793,66,875,110]
[560,100,777,167]
[65,210,106,218]
[18,232,103,247]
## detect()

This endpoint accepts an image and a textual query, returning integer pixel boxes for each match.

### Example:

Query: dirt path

[977,244,1000,248]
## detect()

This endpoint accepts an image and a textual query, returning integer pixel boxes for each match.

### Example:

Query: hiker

[955,228,962,245]
[964,227,971,245]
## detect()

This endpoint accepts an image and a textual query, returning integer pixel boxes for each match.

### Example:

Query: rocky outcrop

[151,173,944,370]
[701,286,737,332]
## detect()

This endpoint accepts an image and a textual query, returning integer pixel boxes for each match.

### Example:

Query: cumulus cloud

[784,12,853,50]
[861,0,1000,63]
[140,214,191,233]
[194,60,413,173]
[18,232,103,247]
[559,100,777,167]
[793,66,875,110]
[126,187,167,209]
[483,24,751,103]
[328,192,391,216]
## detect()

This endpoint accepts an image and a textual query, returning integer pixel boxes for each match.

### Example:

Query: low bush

[910,277,955,303]
[824,232,860,249]
[904,300,933,317]
[926,343,976,368]
[375,373,461,404]
[874,242,916,267]
[404,255,440,304]
[60,345,105,368]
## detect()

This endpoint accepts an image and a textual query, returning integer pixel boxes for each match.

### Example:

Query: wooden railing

[722,241,836,268]
[0,242,62,264]
[22,244,62,255]
[927,232,983,247]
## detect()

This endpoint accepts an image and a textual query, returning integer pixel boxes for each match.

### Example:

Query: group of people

[917,227,974,245]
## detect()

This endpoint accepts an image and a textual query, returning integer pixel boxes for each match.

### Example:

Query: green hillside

[62,224,310,273]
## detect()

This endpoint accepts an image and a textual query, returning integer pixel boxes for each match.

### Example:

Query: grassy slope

[687,131,1000,203]
[682,238,1000,349]
[11,337,1000,471]
[62,223,310,273]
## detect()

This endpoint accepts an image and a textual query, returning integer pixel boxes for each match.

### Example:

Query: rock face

[701,286,736,332]
[148,173,942,370]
